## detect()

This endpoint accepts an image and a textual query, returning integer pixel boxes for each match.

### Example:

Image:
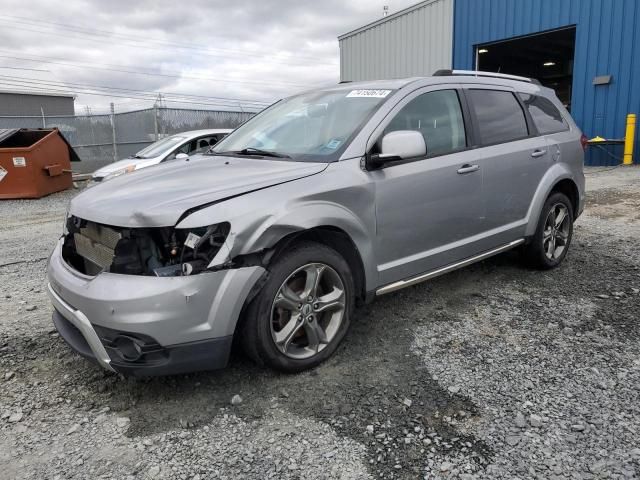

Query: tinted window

[384,89,466,156]
[520,93,569,134]
[467,89,528,145]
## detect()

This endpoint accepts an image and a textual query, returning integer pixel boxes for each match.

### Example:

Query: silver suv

[47,71,585,375]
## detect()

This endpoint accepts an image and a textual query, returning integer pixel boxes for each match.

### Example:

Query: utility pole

[154,93,161,141]
[110,102,118,162]
[40,106,46,128]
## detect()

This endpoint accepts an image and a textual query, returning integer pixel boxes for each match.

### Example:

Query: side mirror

[175,153,189,160]
[366,130,426,170]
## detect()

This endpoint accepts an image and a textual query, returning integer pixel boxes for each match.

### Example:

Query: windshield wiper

[234,148,290,158]
[206,148,291,158]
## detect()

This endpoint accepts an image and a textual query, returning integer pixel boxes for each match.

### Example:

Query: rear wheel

[241,242,354,372]
[524,192,574,269]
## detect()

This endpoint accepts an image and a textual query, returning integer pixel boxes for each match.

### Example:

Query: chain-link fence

[0,107,256,173]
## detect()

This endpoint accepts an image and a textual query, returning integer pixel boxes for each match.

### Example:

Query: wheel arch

[267,226,368,303]
[228,201,377,293]
[525,167,581,237]
[232,225,369,352]
[549,178,579,217]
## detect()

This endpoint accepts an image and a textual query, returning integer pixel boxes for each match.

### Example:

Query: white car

[90,129,232,183]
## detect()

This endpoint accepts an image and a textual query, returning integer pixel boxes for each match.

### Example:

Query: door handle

[531,149,547,158]
[457,164,479,174]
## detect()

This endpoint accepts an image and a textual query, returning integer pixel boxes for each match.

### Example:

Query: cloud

[0,0,418,113]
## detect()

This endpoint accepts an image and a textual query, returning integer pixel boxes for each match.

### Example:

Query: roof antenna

[383,5,389,17]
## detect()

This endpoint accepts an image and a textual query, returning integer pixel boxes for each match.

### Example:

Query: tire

[241,241,355,372]
[523,192,574,269]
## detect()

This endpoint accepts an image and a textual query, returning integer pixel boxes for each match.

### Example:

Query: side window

[467,89,528,145]
[176,141,192,154]
[519,93,569,134]
[193,137,211,153]
[165,141,192,161]
[384,89,466,157]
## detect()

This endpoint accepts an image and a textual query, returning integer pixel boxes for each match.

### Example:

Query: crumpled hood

[71,155,328,227]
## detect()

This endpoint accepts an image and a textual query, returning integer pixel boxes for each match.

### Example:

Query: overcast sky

[0,0,418,114]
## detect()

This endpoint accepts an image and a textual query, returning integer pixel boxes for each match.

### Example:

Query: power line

[0,73,272,106]
[0,81,269,111]
[0,65,50,72]
[0,15,336,66]
[0,21,331,68]
[0,51,318,89]
[0,14,333,64]
[0,80,265,111]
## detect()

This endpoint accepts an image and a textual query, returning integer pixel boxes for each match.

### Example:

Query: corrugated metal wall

[453,0,640,166]
[339,0,453,82]
[0,92,75,116]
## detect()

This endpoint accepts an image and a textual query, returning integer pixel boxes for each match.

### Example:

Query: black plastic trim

[52,310,233,376]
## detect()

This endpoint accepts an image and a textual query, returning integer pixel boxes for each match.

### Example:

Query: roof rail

[433,69,541,85]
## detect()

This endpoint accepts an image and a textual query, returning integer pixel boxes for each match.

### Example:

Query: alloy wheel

[543,203,571,260]
[270,262,346,359]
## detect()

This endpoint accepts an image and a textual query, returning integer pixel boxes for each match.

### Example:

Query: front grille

[72,221,122,270]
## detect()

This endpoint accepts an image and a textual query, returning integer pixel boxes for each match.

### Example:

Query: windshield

[135,135,187,159]
[211,88,394,162]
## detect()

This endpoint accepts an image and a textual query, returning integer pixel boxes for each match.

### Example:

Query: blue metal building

[452,0,640,165]
[339,0,640,165]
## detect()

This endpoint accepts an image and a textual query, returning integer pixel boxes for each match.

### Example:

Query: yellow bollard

[623,113,636,165]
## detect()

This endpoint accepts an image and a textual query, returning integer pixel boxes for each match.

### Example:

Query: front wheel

[523,192,574,269]
[241,242,354,372]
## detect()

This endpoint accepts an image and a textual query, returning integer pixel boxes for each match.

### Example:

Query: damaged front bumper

[47,238,265,376]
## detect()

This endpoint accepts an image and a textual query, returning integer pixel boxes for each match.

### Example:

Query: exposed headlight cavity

[61,216,230,277]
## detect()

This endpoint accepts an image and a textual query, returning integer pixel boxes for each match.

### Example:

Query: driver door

[370,87,486,286]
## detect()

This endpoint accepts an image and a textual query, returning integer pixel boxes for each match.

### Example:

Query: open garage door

[475,26,576,110]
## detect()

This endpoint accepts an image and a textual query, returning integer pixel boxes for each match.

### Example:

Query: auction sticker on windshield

[346,89,391,98]
[326,139,342,149]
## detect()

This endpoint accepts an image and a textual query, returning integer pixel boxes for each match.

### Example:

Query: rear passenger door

[465,88,552,242]
[519,92,574,171]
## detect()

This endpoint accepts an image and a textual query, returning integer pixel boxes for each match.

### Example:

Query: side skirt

[375,239,525,296]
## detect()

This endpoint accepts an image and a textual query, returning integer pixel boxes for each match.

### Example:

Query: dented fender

[176,159,378,290]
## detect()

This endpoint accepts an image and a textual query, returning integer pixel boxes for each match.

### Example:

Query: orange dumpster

[0,128,79,199]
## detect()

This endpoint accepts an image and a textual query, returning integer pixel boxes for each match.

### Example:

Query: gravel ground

[1,166,639,479]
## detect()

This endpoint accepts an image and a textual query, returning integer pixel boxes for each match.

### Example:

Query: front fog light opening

[113,335,144,362]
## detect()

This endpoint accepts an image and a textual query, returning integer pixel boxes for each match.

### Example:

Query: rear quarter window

[467,89,529,145]
[519,93,569,134]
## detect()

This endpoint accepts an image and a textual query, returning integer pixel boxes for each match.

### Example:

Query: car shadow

[96,258,509,476]
[4,253,531,477]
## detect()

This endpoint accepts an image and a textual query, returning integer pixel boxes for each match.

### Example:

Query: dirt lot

[1,167,640,480]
